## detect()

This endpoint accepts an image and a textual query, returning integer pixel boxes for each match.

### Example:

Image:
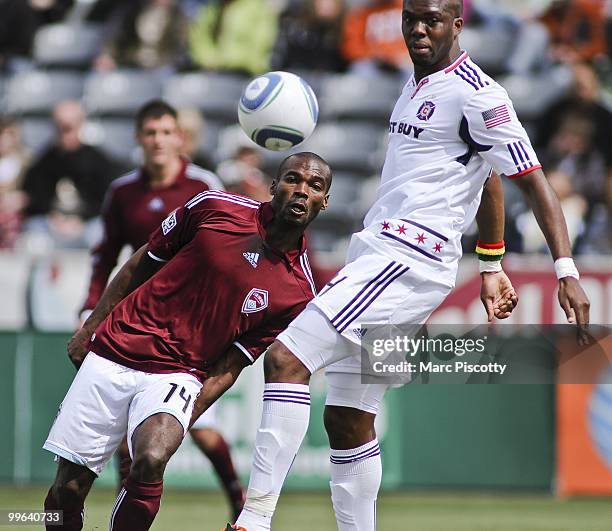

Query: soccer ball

[238,71,318,151]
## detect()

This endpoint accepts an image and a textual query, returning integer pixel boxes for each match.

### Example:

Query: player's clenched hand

[67,326,92,369]
[480,271,518,322]
[558,277,590,344]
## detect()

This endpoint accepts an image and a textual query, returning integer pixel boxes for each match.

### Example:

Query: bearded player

[79,99,246,518]
[229,1,590,530]
[43,152,331,531]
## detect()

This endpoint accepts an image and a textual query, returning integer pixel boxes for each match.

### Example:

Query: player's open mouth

[289,202,307,216]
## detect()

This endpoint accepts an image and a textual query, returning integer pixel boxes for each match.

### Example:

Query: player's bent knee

[324,406,376,449]
[51,477,90,507]
[263,341,310,383]
[52,459,95,505]
[130,448,170,481]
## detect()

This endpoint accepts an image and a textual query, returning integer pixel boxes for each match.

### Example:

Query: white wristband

[479,259,503,273]
[79,309,93,322]
[554,257,579,280]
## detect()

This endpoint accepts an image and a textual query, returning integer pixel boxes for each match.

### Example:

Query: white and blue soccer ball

[238,71,318,151]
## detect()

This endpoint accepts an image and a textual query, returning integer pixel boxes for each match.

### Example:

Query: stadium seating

[498,66,572,120]
[322,172,365,219]
[318,73,400,122]
[81,118,139,165]
[163,72,247,122]
[4,70,84,116]
[197,119,223,160]
[460,27,514,75]
[19,118,55,153]
[33,23,103,70]
[299,122,387,174]
[83,70,164,117]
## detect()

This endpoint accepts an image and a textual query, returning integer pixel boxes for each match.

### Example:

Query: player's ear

[454,16,464,37]
[270,178,278,196]
[321,194,329,210]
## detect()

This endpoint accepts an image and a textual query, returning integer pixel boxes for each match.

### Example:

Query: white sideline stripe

[147,251,168,263]
[233,341,255,363]
[14,331,33,482]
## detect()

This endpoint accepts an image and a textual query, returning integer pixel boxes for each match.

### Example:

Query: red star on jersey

[395,224,407,235]
[382,221,391,230]
[433,242,443,253]
[415,233,426,245]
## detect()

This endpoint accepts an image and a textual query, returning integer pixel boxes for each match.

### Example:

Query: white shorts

[190,402,219,430]
[43,352,202,475]
[277,254,451,414]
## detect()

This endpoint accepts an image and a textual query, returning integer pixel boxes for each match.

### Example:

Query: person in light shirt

[227,1,590,530]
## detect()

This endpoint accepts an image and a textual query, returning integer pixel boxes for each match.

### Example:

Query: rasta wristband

[475,240,505,262]
[477,240,505,273]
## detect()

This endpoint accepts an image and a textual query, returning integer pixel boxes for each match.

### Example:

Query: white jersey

[347,51,541,287]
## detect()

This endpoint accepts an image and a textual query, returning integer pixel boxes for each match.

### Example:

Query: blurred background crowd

[0,0,611,260]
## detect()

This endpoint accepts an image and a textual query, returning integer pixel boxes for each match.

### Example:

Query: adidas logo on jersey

[243,252,260,268]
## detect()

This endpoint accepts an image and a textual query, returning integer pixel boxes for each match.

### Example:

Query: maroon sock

[109,477,163,531]
[44,487,84,531]
[203,436,244,518]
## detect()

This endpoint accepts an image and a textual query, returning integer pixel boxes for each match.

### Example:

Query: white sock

[236,383,310,530]
[330,439,382,531]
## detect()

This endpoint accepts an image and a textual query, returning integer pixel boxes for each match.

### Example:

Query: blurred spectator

[575,173,612,253]
[94,0,188,73]
[188,0,279,75]
[177,107,215,171]
[86,0,126,22]
[464,0,550,75]
[341,0,409,76]
[0,117,30,248]
[536,63,612,206]
[0,0,73,72]
[272,0,347,72]
[20,100,117,248]
[517,168,587,253]
[543,113,608,213]
[216,146,271,201]
[539,0,607,64]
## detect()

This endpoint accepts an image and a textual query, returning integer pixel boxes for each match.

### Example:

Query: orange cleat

[223,525,247,531]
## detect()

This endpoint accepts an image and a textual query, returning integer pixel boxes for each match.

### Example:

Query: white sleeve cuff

[147,251,168,263]
[233,341,255,364]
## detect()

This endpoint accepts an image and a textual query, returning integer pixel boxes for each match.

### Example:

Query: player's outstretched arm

[68,244,163,368]
[188,346,251,429]
[476,173,518,321]
[512,168,590,331]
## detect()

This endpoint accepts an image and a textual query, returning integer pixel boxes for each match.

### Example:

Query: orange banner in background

[556,333,612,496]
[431,261,612,496]
[557,381,612,496]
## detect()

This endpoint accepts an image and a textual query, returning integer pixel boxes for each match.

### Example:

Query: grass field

[1,486,612,531]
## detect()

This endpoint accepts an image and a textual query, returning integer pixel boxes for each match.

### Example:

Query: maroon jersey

[90,191,317,381]
[81,159,223,311]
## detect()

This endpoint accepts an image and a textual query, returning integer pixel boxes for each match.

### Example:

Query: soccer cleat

[223,525,246,531]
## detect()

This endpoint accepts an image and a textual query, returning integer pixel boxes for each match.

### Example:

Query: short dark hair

[277,152,333,192]
[135,100,178,130]
[443,0,463,17]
